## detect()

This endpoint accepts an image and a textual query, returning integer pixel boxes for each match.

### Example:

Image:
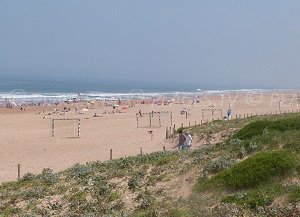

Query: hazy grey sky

[1,1,300,89]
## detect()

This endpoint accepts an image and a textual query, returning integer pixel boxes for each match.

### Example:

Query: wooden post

[78,119,80,137]
[170,112,173,126]
[181,123,183,128]
[173,124,175,135]
[166,127,168,139]
[163,146,166,152]
[18,164,21,179]
[149,115,152,127]
[189,122,190,127]
[110,149,112,160]
[159,113,161,127]
[51,119,54,137]
[201,120,203,125]
[195,121,196,126]
[140,147,143,156]
[136,117,139,128]
[169,126,172,138]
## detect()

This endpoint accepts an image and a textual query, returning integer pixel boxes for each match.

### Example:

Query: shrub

[165,208,190,217]
[205,156,236,173]
[66,163,94,182]
[197,150,295,191]
[128,170,146,191]
[222,151,295,189]
[38,168,59,185]
[155,154,179,166]
[233,116,300,140]
[21,186,45,199]
[283,141,300,153]
[21,173,35,182]
[222,192,273,209]
[232,120,271,140]
[289,186,300,202]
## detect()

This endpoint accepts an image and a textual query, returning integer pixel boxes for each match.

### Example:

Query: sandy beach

[0,90,299,182]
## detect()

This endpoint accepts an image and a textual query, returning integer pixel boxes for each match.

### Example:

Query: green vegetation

[197,150,295,191]
[2,113,300,216]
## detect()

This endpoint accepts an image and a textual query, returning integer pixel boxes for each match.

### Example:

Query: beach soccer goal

[202,108,223,120]
[50,118,81,138]
[136,111,172,128]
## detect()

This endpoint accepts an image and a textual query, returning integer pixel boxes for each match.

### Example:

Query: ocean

[0,77,269,105]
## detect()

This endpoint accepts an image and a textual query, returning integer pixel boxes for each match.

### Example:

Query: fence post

[51,119,54,137]
[163,146,166,152]
[140,147,143,156]
[173,124,176,137]
[159,113,161,127]
[78,119,81,137]
[110,149,112,160]
[166,127,168,139]
[18,164,21,179]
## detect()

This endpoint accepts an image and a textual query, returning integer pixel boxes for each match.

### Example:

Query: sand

[0,90,299,182]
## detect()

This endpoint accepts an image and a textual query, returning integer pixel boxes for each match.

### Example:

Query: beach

[0,90,299,182]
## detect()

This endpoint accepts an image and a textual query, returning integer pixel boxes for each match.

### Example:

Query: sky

[1,1,300,90]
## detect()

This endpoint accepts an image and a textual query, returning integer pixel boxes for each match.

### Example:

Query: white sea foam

[0,89,288,103]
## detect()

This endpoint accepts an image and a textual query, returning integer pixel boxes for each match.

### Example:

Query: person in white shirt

[184,132,193,148]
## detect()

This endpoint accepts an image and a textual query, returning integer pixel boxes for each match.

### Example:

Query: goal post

[51,118,81,138]
[202,108,223,120]
[136,111,172,128]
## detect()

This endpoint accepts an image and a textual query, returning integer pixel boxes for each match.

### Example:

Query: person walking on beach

[185,132,193,148]
[227,108,232,120]
[173,130,186,150]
